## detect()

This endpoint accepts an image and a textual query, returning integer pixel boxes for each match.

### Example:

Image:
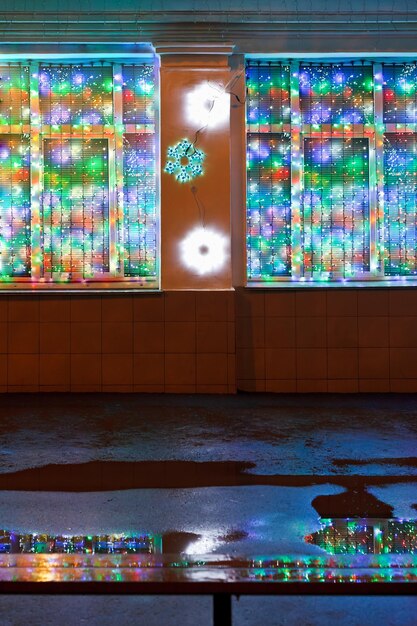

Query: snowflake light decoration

[180,226,228,275]
[164,138,205,183]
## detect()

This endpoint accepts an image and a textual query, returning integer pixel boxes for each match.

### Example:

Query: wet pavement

[1,393,417,624]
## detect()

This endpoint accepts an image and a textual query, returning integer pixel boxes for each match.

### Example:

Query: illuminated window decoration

[180,226,228,275]
[303,138,370,279]
[0,135,31,277]
[122,65,155,125]
[0,65,30,126]
[383,64,417,124]
[42,138,109,277]
[247,134,291,278]
[164,139,205,183]
[39,66,113,126]
[246,59,417,284]
[0,62,158,288]
[246,62,290,127]
[123,133,157,277]
[299,65,374,125]
[185,81,230,129]
[383,133,417,275]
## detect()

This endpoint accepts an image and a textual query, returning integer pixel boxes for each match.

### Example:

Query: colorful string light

[299,65,374,126]
[303,137,370,278]
[0,62,157,285]
[123,133,157,277]
[383,132,417,275]
[42,138,110,277]
[0,65,30,126]
[0,135,31,278]
[39,66,113,127]
[383,64,417,124]
[122,64,155,126]
[247,133,291,277]
[246,60,417,282]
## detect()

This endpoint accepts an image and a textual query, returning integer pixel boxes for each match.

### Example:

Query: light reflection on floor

[1,394,417,624]
[0,555,417,591]
[306,517,417,555]
[0,530,160,555]
[1,554,417,583]
[1,522,417,583]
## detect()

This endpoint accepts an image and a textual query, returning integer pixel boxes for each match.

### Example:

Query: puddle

[1,459,416,492]
[0,394,416,589]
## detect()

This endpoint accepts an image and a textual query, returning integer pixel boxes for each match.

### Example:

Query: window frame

[245,58,417,287]
[0,57,160,292]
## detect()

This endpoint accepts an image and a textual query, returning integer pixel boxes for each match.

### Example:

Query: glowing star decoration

[185,81,230,129]
[164,139,205,183]
[180,227,228,275]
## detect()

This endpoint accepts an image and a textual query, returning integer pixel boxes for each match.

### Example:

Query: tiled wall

[0,291,235,393]
[2,287,417,393]
[236,288,417,392]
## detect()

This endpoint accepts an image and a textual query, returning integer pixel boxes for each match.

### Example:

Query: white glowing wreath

[180,226,228,275]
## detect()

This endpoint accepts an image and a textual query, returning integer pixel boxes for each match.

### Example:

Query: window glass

[246,60,417,283]
[0,62,158,288]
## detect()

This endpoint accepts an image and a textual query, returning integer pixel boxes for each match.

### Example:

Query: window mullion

[29,63,42,281]
[373,62,385,277]
[290,62,302,280]
[111,63,124,277]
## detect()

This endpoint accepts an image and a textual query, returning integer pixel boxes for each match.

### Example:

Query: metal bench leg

[213,593,232,626]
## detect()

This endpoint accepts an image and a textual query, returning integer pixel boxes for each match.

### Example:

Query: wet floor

[1,393,417,624]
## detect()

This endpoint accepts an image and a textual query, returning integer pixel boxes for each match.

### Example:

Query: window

[0,62,157,288]
[246,60,417,284]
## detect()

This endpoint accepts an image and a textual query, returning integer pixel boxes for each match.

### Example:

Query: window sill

[246,280,417,289]
[0,281,160,294]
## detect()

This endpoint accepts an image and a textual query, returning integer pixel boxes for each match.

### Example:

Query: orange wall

[236,288,417,393]
[0,292,235,393]
[1,287,417,393]
[159,47,233,290]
